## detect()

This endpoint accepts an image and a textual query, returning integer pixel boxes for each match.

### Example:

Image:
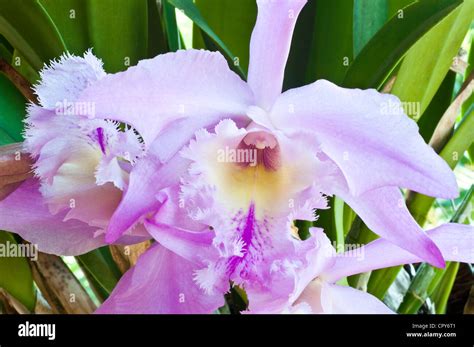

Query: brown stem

[0,58,37,104]
[30,252,97,314]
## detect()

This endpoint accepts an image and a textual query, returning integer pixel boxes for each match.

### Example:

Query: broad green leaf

[40,0,90,55]
[0,231,36,311]
[387,0,416,17]
[343,0,463,89]
[391,0,474,119]
[353,0,388,57]
[76,247,122,295]
[352,0,420,56]
[0,0,66,71]
[194,0,256,74]
[12,49,40,84]
[0,128,14,145]
[0,74,26,142]
[418,70,456,143]
[284,0,318,89]
[305,0,354,85]
[168,0,245,78]
[86,0,148,72]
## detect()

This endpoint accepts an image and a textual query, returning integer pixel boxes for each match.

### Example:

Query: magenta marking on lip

[97,127,106,154]
[227,203,256,274]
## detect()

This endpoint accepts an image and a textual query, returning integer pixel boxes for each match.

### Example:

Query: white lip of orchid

[182,119,321,222]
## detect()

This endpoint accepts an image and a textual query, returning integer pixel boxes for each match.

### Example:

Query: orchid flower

[0,50,149,255]
[259,224,473,314]
[77,0,462,313]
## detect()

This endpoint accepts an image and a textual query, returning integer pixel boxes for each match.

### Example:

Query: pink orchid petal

[321,283,394,314]
[0,179,105,255]
[323,223,474,283]
[289,228,336,303]
[144,219,217,264]
[149,115,249,165]
[96,244,224,314]
[336,184,445,268]
[104,154,189,243]
[248,0,307,110]
[34,50,105,109]
[271,79,458,198]
[78,49,254,146]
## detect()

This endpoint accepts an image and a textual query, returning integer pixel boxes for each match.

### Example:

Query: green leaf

[367,265,403,300]
[345,219,378,289]
[86,0,148,72]
[332,197,346,250]
[284,0,318,89]
[12,49,40,84]
[163,0,182,52]
[0,73,26,142]
[0,127,15,145]
[387,0,416,17]
[147,0,168,57]
[0,0,67,71]
[353,0,388,57]
[417,70,456,143]
[462,35,474,119]
[305,0,354,85]
[76,247,122,295]
[343,0,463,89]
[391,0,474,119]
[194,0,256,74]
[0,231,36,311]
[40,0,90,55]
[430,262,460,313]
[168,0,245,78]
[0,34,13,61]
